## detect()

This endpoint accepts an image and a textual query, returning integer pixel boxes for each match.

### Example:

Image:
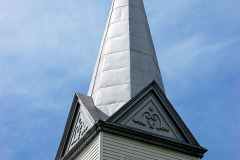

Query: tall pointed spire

[88,0,165,116]
[56,2,207,159]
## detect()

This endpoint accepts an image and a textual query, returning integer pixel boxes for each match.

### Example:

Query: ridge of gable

[55,93,106,160]
[107,80,200,146]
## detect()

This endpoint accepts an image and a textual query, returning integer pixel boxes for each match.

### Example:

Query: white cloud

[0,0,239,159]
[158,34,239,96]
[0,0,109,108]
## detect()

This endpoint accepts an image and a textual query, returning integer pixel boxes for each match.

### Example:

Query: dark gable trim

[151,82,200,146]
[56,81,207,160]
[108,80,200,146]
[60,121,207,160]
[55,94,79,160]
[100,121,207,158]
[61,124,100,160]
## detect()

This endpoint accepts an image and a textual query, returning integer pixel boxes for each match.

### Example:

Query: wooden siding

[102,132,200,160]
[73,134,100,160]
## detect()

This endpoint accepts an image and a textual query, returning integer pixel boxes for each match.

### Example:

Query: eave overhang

[60,120,207,160]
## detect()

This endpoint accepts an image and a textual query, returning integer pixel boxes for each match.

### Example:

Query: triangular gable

[107,81,200,146]
[55,94,107,160]
[64,104,91,153]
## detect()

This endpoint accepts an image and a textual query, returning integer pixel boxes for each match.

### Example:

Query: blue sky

[0,0,239,159]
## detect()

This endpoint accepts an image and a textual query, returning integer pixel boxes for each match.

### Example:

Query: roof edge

[55,94,79,160]
[61,120,207,160]
[107,80,202,146]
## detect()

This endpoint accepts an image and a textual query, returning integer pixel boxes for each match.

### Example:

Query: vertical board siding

[74,135,100,160]
[102,132,199,160]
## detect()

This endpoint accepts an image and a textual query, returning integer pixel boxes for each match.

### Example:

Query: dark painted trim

[107,80,200,146]
[56,81,208,160]
[100,121,207,158]
[60,121,207,160]
[55,94,79,160]
[61,124,100,160]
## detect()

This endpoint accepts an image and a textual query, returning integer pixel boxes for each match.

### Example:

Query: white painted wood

[101,132,199,160]
[73,134,100,160]
[99,132,104,160]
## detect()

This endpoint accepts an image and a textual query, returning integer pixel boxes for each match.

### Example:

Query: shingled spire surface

[56,1,208,159]
[88,0,165,116]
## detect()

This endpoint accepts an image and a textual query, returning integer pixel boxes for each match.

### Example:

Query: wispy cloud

[159,35,239,96]
[0,0,110,109]
[0,1,110,158]
[156,32,240,159]
[0,0,239,160]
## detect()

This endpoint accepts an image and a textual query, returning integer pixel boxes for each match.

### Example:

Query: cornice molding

[60,121,207,160]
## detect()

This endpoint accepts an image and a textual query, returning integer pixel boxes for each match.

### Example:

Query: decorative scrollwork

[133,106,169,132]
[71,118,88,145]
[68,110,88,151]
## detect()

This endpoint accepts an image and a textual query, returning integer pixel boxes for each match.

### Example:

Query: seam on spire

[97,101,127,108]
[113,4,144,11]
[110,19,150,30]
[94,64,162,82]
[104,32,151,43]
[92,82,144,94]
[89,0,116,96]
[92,76,163,93]
[98,48,160,70]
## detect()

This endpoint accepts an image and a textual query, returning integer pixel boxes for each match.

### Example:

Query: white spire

[88,0,165,116]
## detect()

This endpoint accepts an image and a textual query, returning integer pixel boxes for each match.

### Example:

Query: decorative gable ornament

[132,105,170,132]
[107,80,199,145]
[65,106,89,153]
[55,94,108,159]
[56,81,207,160]
[55,0,207,159]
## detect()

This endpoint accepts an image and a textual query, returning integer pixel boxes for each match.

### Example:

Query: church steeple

[56,1,207,159]
[88,0,165,116]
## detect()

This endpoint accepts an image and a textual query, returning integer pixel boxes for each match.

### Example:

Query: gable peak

[107,81,200,146]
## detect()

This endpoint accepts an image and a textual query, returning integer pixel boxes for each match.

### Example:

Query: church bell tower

[55,0,207,159]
